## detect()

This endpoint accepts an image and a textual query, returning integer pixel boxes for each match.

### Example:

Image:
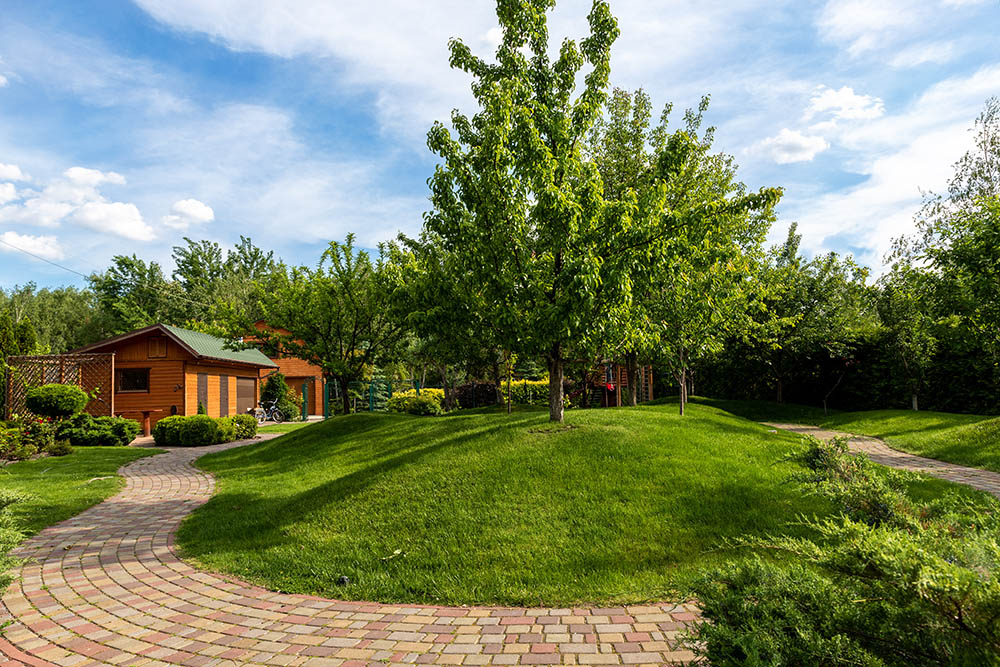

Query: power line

[0,236,218,310]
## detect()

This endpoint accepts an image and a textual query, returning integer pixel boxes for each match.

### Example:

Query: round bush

[215,417,237,444]
[152,415,186,446]
[179,415,219,447]
[25,384,88,419]
[232,414,258,440]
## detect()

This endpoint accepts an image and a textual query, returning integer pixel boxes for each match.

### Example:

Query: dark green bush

[152,415,186,446]
[262,372,301,421]
[47,439,73,456]
[55,413,140,447]
[215,416,237,444]
[685,436,1000,665]
[232,414,258,440]
[16,417,54,453]
[25,384,88,419]
[179,415,219,447]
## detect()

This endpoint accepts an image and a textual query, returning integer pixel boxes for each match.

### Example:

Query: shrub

[387,388,444,416]
[152,415,186,446]
[16,416,54,453]
[684,436,1000,665]
[262,372,301,421]
[55,414,140,447]
[179,415,219,447]
[0,427,36,461]
[1,490,27,591]
[47,439,74,456]
[197,401,207,415]
[215,416,237,444]
[25,384,88,419]
[232,414,258,440]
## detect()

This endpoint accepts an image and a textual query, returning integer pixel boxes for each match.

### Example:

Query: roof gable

[74,324,277,368]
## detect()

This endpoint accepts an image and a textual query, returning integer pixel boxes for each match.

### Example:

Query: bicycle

[255,399,285,424]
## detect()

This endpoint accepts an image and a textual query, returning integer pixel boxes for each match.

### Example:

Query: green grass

[1,447,158,536]
[258,422,313,434]
[178,402,977,606]
[818,410,1000,473]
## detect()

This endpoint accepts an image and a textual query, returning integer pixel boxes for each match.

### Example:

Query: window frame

[116,367,151,394]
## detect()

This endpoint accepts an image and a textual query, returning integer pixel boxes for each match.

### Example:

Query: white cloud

[0,231,65,260]
[162,198,214,229]
[0,163,26,180]
[805,86,885,122]
[0,183,16,205]
[784,64,1000,273]
[889,41,957,67]
[817,0,918,55]
[755,129,830,164]
[0,74,7,87]
[70,201,153,241]
[0,166,154,240]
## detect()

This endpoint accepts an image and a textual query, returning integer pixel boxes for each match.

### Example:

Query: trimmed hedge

[25,384,89,419]
[152,413,258,447]
[55,413,140,447]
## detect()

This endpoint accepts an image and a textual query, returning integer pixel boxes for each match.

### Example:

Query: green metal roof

[162,324,277,368]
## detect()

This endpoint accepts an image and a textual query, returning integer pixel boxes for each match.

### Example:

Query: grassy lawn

[818,410,1000,473]
[178,402,979,606]
[695,397,1000,474]
[258,422,313,434]
[1,447,158,536]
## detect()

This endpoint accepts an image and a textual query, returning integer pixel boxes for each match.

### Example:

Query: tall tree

[252,235,407,415]
[425,0,671,422]
[89,256,189,334]
[876,263,937,411]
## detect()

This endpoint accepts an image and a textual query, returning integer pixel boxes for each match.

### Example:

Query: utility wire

[0,236,218,310]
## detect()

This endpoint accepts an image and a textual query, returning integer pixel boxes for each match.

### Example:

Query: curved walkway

[1,437,696,666]
[765,423,1000,498]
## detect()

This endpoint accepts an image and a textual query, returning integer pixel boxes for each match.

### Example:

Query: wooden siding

[113,359,184,426]
[185,363,255,418]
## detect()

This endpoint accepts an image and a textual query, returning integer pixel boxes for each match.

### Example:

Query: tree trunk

[339,378,351,415]
[776,378,783,404]
[626,352,638,407]
[438,364,452,411]
[912,393,919,411]
[678,367,687,416]
[547,343,564,423]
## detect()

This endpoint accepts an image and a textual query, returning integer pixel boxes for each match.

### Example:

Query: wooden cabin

[71,323,277,431]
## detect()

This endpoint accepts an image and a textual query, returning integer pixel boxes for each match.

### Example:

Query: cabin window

[148,336,167,358]
[117,368,150,393]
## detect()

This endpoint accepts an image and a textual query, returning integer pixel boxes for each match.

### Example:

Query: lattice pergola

[4,353,115,419]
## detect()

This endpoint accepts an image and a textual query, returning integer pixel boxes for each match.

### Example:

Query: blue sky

[1,0,998,287]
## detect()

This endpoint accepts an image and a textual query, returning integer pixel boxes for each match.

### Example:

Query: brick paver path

[764,423,1000,498]
[1,436,697,666]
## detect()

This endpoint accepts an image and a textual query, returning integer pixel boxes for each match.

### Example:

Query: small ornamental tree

[425,0,671,422]
[253,235,407,415]
[25,384,89,419]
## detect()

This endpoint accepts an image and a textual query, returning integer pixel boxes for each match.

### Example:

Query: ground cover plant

[686,436,1000,665]
[1,447,156,536]
[178,402,970,606]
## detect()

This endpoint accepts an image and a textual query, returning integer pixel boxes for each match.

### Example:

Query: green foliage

[152,415,187,446]
[197,401,207,415]
[54,413,140,447]
[0,426,36,461]
[13,416,55,454]
[179,415,220,447]
[253,235,406,416]
[261,372,300,421]
[499,378,552,406]
[47,439,73,456]
[686,435,1000,665]
[25,383,89,419]
[232,413,258,440]
[153,414,247,446]
[0,490,27,592]
[386,388,444,416]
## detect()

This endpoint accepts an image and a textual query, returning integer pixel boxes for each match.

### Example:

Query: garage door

[236,377,256,415]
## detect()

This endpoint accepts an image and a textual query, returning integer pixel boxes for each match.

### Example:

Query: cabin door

[236,377,256,415]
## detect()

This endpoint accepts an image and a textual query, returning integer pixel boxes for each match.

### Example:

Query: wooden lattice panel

[4,353,115,419]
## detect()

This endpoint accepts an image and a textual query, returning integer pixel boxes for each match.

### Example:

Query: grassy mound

[2,447,157,536]
[178,403,976,606]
